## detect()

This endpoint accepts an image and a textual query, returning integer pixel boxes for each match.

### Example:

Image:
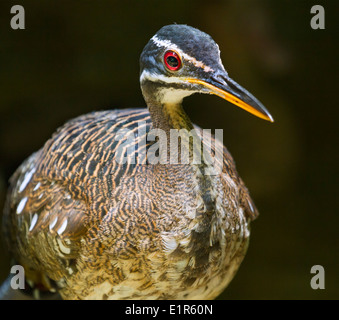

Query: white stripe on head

[140,69,183,84]
[140,70,196,104]
[151,35,214,73]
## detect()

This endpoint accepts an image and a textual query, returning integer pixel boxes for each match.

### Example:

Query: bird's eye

[164,50,181,71]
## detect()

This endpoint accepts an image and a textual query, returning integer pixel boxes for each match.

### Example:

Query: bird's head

[140,24,273,122]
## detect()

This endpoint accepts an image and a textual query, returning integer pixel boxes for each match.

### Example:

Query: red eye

[164,50,181,71]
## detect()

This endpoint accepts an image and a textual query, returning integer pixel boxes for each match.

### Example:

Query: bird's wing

[2,108,152,292]
[2,150,89,289]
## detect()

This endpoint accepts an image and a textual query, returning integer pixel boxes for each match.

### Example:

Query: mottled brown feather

[2,108,258,299]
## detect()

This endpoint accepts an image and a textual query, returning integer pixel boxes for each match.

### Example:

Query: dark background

[0,0,338,299]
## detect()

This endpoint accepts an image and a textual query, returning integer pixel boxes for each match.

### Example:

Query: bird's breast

[72,164,250,299]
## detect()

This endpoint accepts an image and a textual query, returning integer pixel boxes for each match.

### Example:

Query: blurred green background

[0,0,338,299]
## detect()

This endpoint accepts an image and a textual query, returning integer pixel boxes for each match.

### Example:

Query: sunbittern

[0,24,273,300]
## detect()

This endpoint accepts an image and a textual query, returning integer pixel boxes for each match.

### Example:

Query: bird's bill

[185,76,274,122]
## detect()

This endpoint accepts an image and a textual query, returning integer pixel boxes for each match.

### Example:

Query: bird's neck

[149,103,194,133]
[142,82,194,133]
[142,82,218,206]
[142,82,203,165]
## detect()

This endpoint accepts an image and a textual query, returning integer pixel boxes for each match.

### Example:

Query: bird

[1,24,273,300]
